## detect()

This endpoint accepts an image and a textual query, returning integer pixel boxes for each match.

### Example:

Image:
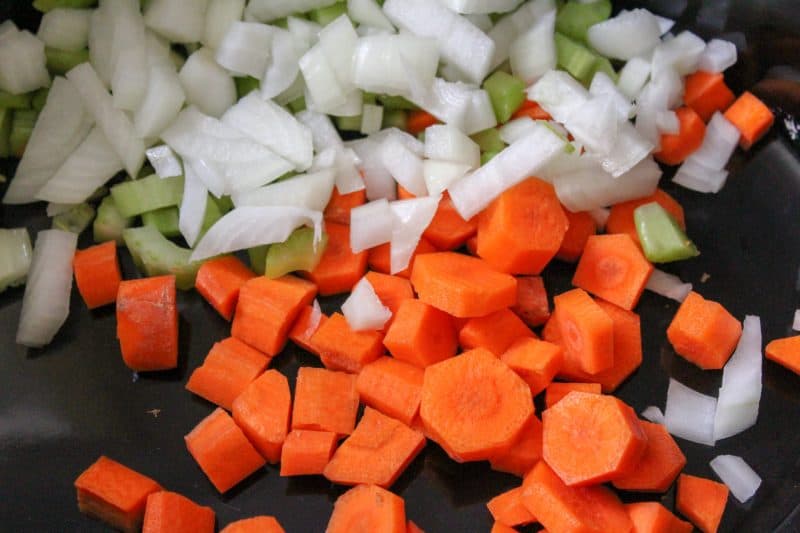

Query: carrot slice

[606,189,685,247]
[572,234,654,311]
[326,484,406,533]
[325,186,366,225]
[488,416,544,477]
[356,356,424,426]
[304,222,367,295]
[184,408,266,493]
[625,502,693,533]
[676,473,729,533]
[723,90,774,149]
[501,338,564,397]
[141,491,215,533]
[487,486,537,528]
[73,241,122,309]
[613,420,686,493]
[420,348,534,462]
[544,382,602,408]
[512,276,551,327]
[231,369,291,463]
[74,456,162,533]
[542,391,647,486]
[364,271,415,316]
[280,429,338,477]
[422,194,478,251]
[397,184,416,200]
[382,298,458,368]
[323,407,426,488]
[666,291,742,370]
[292,366,359,437]
[654,106,706,165]
[289,304,328,356]
[220,516,286,533]
[406,109,439,135]
[311,312,385,373]
[477,177,569,275]
[465,234,478,256]
[490,522,518,533]
[765,335,800,375]
[683,71,736,122]
[556,210,597,263]
[553,288,615,374]
[368,238,438,279]
[459,308,536,356]
[195,255,256,321]
[116,275,178,372]
[511,99,552,121]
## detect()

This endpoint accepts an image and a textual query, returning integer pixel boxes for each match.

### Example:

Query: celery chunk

[123,225,204,290]
[52,203,95,235]
[0,228,33,293]
[110,174,184,218]
[634,202,700,263]
[94,195,134,245]
[142,207,181,238]
[556,0,612,43]
[483,71,526,124]
[45,47,90,75]
[10,109,38,158]
[265,227,328,279]
[471,128,506,154]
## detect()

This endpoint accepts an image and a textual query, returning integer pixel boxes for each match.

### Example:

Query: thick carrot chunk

[553,288,615,375]
[765,335,800,375]
[383,299,458,368]
[556,210,597,263]
[613,421,686,493]
[422,194,478,251]
[195,255,256,321]
[304,222,367,295]
[406,110,439,135]
[311,312,385,373]
[326,484,406,533]
[459,308,536,356]
[280,429,338,477]
[676,473,729,533]
[488,416,544,477]
[357,356,424,426]
[324,187,366,225]
[626,502,693,533]
[288,304,328,356]
[501,338,564,397]
[232,370,292,463]
[512,276,551,327]
[141,491,215,533]
[368,238,438,279]
[654,106,706,165]
[292,366,359,437]
[684,71,736,122]
[364,271,415,316]
[220,516,286,533]
[723,91,774,149]
[73,241,122,309]
[487,486,537,528]
[544,382,601,409]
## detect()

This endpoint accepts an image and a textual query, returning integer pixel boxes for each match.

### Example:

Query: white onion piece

[424,124,480,168]
[144,0,209,43]
[46,203,76,217]
[203,0,245,50]
[509,9,556,84]
[0,28,50,96]
[247,0,338,22]
[590,71,634,121]
[361,104,383,135]
[635,69,683,147]
[390,196,440,274]
[617,57,651,100]
[88,4,113,85]
[587,9,662,60]
[664,378,717,446]
[568,95,619,155]
[528,70,589,124]
[499,117,539,145]
[685,112,740,171]
[185,158,226,198]
[332,148,365,194]
[348,0,394,31]
[179,165,209,248]
[299,44,348,114]
[261,28,305,100]
[179,48,237,118]
[233,169,335,212]
[350,199,394,253]
[424,160,471,197]
[297,110,344,152]
[348,137,397,201]
[342,277,392,331]
[146,145,183,179]
[134,64,186,139]
[794,310,800,332]
[589,208,610,230]
[652,31,706,77]
[0,228,32,292]
[380,136,427,197]
[16,230,77,348]
[109,0,148,112]
[374,127,425,155]
[352,33,439,98]
[0,20,17,40]
[656,110,680,135]
[464,14,493,32]
[465,89,499,135]
[191,206,323,261]
[306,299,323,337]
[37,8,90,52]
[710,455,761,503]
[439,0,522,14]
[145,31,173,69]
[641,405,665,425]
[287,16,321,50]
[698,38,737,73]
[319,15,359,90]
[488,0,555,70]
[215,22,273,78]
[645,269,692,302]
[673,159,729,194]
[324,88,363,118]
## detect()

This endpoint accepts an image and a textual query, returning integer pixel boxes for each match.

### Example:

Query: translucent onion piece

[109,0,148,112]
[509,9,556,84]
[144,0,209,44]
[232,169,335,212]
[641,406,665,425]
[0,228,32,292]
[380,135,427,197]
[37,8,90,52]
[179,165,208,248]
[297,109,344,152]
[0,29,50,95]
[645,269,692,302]
[794,309,800,332]
[261,28,305,100]
[389,196,440,274]
[423,160,471,197]
[424,124,481,169]
[684,112,740,171]
[651,31,706,77]
[347,0,394,32]
[134,64,186,139]
[350,199,394,253]
[664,378,717,446]
[146,145,183,179]
[178,48,236,118]
[488,0,555,70]
[672,158,728,194]
[698,38,738,73]
[342,276,393,331]
[352,33,439,98]
[587,8,662,61]
[203,0,245,50]
[617,57,651,100]
[439,0,523,14]
[710,455,762,503]
[347,136,397,201]
[215,21,274,79]
[247,0,338,22]
[590,71,634,121]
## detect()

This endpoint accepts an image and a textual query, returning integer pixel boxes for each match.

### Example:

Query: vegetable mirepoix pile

[0,0,796,531]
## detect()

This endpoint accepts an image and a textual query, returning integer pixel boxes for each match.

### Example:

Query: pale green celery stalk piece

[123,225,205,290]
[52,203,96,235]
[0,228,33,292]
[110,174,184,218]
[265,227,328,278]
[94,195,134,245]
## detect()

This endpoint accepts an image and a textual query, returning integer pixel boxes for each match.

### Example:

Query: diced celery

[123,225,204,290]
[309,1,347,26]
[212,194,234,214]
[33,0,96,12]
[382,109,407,131]
[0,90,31,110]
[0,228,33,293]
[272,17,289,29]
[471,128,506,153]
[248,245,269,275]
[110,174,184,218]
[235,76,261,99]
[142,207,181,238]
[87,185,109,202]
[265,227,328,278]
[363,92,378,105]
[94,195,134,245]
[0,107,12,158]
[481,150,500,165]
[336,114,362,132]
[136,164,156,180]
[288,95,306,113]
[377,94,418,111]
[10,109,38,158]
[200,194,223,237]
[31,88,49,112]
[556,0,612,43]
[52,203,95,235]
[554,32,599,86]
[593,56,618,83]
[45,47,90,75]
[634,202,700,263]
[483,71,526,124]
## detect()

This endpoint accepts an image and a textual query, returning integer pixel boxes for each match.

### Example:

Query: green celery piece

[0,228,33,293]
[0,90,31,110]
[481,150,500,165]
[46,47,90,75]
[142,207,180,238]
[556,0,612,43]
[123,225,204,290]
[199,194,223,238]
[309,1,347,25]
[136,164,156,180]
[336,114,362,132]
[554,32,599,85]
[483,71,526,124]
[110,174,185,218]
[0,107,12,158]
[94,195,134,244]
[31,88,49,111]
[235,76,261,99]
[377,94,418,111]
[382,109,408,131]
[593,56,618,83]
[52,203,96,235]
[248,245,269,275]
[10,109,37,158]
[265,227,328,278]
[634,202,700,263]
[471,128,506,153]
[212,194,234,214]
[362,92,378,105]
[272,17,289,29]
[87,185,109,202]
[288,95,306,113]
[33,0,96,12]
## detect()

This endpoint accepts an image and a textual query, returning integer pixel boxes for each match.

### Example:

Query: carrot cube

[220,516,286,533]
[765,334,800,375]
[654,106,707,165]
[501,337,564,397]
[324,187,366,225]
[364,271,415,316]
[459,308,536,356]
[553,288,615,375]
[487,486,537,528]
[288,304,327,356]
[684,71,736,122]
[383,299,458,368]
[292,366,359,437]
[544,382,601,408]
[73,241,122,309]
[488,416,544,477]
[326,484,406,533]
[724,91,774,150]
[556,210,597,263]
[613,420,686,493]
[356,356,424,426]
[279,429,338,476]
[676,473,729,533]
[422,194,477,251]
[625,502,693,533]
[232,369,292,463]
[304,222,367,295]
[195,255,256,321]
[141,491,215,533]
[311,312,385,373]
[368,238,438,279]
[512,275,551,327]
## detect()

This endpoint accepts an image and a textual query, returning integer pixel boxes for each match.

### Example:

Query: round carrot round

[325,484,406,533]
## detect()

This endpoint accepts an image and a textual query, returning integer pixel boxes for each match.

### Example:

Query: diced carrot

[410,252,518,318]
[542,391,647,486]
[326,484,407,533]
[553,288,615,374]
[231,275,317,356]
[304,222,367,295]
[231,369,291,463]
[501,338,563,397]
[73,241,122,309]
[325,187,366,225]
[625,502,693,533]
[541,312,561,346]
[289,304,328,356]
[141,491,215,533]
[356,356,424,426]
[292,366,359,437]
[466,234,478,255]
[422,194,478,251]
[613,420,686,493]
[406,520,425,533]
[323,407,426,488]
[397,184,416,200]
[723,91,774,150]
[572,234,654,311]
[420,348,534,462]
[490,522,518,533]
[184,408,266,493]
[368,238,438,279]
[606,189,686,247]
[666,291,742,370]
[676,473,729,533]
[186,337,271,411]
[520,461,633,533]
[488,416,544,477]
[487,486,537,528]
[477,178,569,275]
[511,99,552,121]
[364,271,415,316]
[654,106,706,165]
[511,276,550,327]
[116,275,178,372]
[195,255,256,321]
[544,382,602,409]
[74,456,162,533]
[406,109,439,135]
[220,516,286,533]
[765,335,800,375]
[383,299,458,368]
[459,308,536,356]
[311,312,385,373]
[280,429,338,477]
[556,210,597,263]
[683,71,736,122]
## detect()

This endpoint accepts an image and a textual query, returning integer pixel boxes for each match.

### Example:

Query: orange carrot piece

[676,473,729,533]
[666,291,742,370]
[410,252,518,318]
[368,238,438,279]
[406,110,439,135]
[184,408,266,493]
[289,304,328,356]
[541,311,562,346]
[116,275,178,372]
[186,337,271,411]
[625,502,693,533]
[304,222,367,295]
[325,187,367,225]
[488,416,544,477]
[406,520,425,533]
[613,421,686,493]
[477,177,569,275]
[326,484,407,533]
[723,91,774,150]
[683,71,736,122]
[420,348,534,462]
[422,194,478,251]
[141,491,215,533]
[520,461,633,533]
[654,106,706,165]
[765,335,800,375]
[311,312,385,373]
[396,184,416,200]
[73,241,122,309]
[364,271,415,316]
[606,189,686,247]
[195,255,256,321]
[490,522,518,533]
[231,369,291,463]
[553,288,615,374]
[231,274,317,356]
[356,356,424,426]
[466,234,478,255]
[501,338,563,397]
[572,234,654,311]
[220,516,286,533]
[323,407,426,488]
[544,382,602,409]
[292,366,359,436]
[383,299,458,368]
[511,99,552,121]
[74,456,162,533]
[487,486,537,528]
[543,391,647,486]
[511,276,551,327]
[556,210,597,263]
[459,308,536,356]
[280,429,338,476]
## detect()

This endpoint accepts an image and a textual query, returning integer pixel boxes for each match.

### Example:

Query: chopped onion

[360,104,383,135]
[684,112,740,171]
[635,68,684,147]
[215,21,274,78]
[348,0,394,32]
[645,269,692,302]
[424,160,471,197]
[247,0,338,22]
[528,70,589,124]
[567,95,619,156]
[651,31,706,77]
[297,109,344,152]
[380,135,427,197]
[664,378,717,446]
[342,276,392,331]
[590,71,634,121]
[587,9,662,61]
[317,15,359,94]
[185,158,226,198]
[178,47,237,118]
[672,158,729,194]
[287,16,322,51]
[146,145,183,179]
[0,228,33,293]
[390,196,440,274]
[109,0,148,112]
[655,111,679,136]
[641,406,665,425]
[710,455,761,503]
[464,13,493,33]
[232,169,335,212]
[589,208,610,230]
[134,64,186,139]
[499,117,539,144]
[350,199,394,253]
[424,124,480,169]
[794,310,800,332]
[698,38,737,73]
[0,28,50,95]
[509,9,556,84]
[144,0,209,44]
[617,57,651,100]
[37,8,90,52]
[261,28,305,100]
[488,0,555,70]
[299,43,348,114]
[311,147,365,195]
[352,33,439,98]
[306,299,323,336]
[179,165,209,248]
[203,0,245,50]
[347,136,397,201]
[439,0,523,14]
[88,3,113,85]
